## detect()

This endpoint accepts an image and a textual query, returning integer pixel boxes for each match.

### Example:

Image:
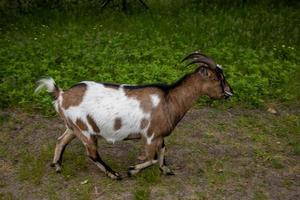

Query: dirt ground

[0,105,299,200]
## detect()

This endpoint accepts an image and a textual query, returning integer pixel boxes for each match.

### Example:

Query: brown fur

[62,83,87,109]
[51,86,60,99]
[85,136,98,160]
[87,115,100,133]
[67,118,89,143]
[114,117,122,131]
[75,118,88,131]
[140,118,149,129]
[124,88,163,113]
[124,132,142,140]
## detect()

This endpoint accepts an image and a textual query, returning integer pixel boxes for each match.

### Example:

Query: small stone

[80,179,88,185]
[267,107,277,114]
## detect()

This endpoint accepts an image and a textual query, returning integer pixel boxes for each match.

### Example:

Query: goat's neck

[166,73,205,126]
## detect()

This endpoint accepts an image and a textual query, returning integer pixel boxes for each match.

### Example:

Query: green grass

[17,143,53,184]
[0,192,14,200]
[133,166,161,200]
[0,1,300,199]
[0,1,299,113]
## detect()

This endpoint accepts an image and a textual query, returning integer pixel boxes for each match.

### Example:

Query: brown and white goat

[35,52,233,180]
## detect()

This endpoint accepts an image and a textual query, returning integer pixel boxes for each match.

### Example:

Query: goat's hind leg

[86,136,122,180]
[50,128,76,173]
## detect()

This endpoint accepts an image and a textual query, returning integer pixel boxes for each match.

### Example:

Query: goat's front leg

[50,128,76,172]
[159,140,174,176]
[127,136,161,176]
[85,136,122,180]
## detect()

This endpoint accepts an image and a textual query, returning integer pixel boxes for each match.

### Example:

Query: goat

[35,52,233,180]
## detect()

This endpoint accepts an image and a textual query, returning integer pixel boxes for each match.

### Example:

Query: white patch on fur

[146,133,154,145]
[54,92,63,113]
[35,77,56,93]
[150,94,160,107]
[62,82,151,143]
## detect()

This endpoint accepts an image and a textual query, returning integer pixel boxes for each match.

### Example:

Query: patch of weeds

[282,178,294,189]
[237,115,259,128]
[254,149,271,162]
[127,149,138,161]
[69,183,93,200]
[0,192,14,200]
[290,141,300,155]
[0,180,6,188]
[18,143,53,185]
[61,150,87,180]
[197,168,205,177]
[136,166,161,185]
[0,132,10,144]
[215,122,229,132]
[254,189,269,200]
[254,149,284,169]
[133,187,150,200]
[105,157,122,172]
[46,185,60,200]
[243,168,255,178]
[236,115,270,140]
[270,156,284,169]
[0,112,10,126]
[204,159,232,185]
[196,192,208,200]
[0,146,7,159]
[202,131,220,144]
[133,166,161,200]
[195,191,208,200]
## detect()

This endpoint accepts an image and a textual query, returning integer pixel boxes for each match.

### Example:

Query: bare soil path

[0,106,299,200]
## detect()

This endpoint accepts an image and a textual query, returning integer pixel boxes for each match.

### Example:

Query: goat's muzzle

[224,90,233,99]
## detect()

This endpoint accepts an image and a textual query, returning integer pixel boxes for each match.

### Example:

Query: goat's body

[58,81,162,143]
[36,52,233,180]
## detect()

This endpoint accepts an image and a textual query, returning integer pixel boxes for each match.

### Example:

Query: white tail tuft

[35,77,57,93]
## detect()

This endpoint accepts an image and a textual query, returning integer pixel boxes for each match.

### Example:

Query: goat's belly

[65,108,148,143]
[63,82,151,143]
[98,129,141,143]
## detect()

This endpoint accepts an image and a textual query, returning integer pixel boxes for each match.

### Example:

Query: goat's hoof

[54,164,62,173]
[50,163,55,167]
[160,166,175,176]
[165,171,175,176]
[128,166,135,171]
[108,172,122,180]
[127,170,133,177]
[127,166,139,177]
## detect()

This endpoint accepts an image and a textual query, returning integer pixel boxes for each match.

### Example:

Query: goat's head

[182,52,233,99]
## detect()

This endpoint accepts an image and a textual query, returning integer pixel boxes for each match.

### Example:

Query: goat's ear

[198,67,208,76]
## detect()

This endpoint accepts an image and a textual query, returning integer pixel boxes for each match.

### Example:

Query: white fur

[150,94,160,107]
[146,133,154,145]
[62,82,153,143]
[35,77,56,93]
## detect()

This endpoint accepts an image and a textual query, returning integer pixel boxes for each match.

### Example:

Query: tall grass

[0,1,299,113]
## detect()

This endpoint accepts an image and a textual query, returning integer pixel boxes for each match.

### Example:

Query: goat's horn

[185,59,213,68]
[182,52,216,69]
[181,52,209,62]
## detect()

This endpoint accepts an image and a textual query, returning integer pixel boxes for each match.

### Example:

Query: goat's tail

[35,77,61,100]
